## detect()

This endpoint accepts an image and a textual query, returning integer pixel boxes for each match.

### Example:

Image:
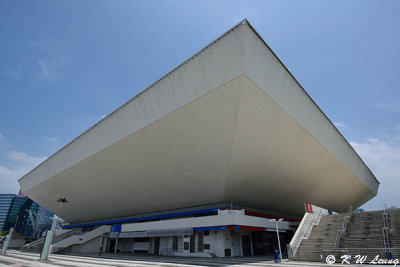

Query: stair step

[294,208,400,262]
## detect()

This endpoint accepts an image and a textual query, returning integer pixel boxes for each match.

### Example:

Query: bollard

[0,227,14,255]
[274,249,281,263]
[39,218,57,260]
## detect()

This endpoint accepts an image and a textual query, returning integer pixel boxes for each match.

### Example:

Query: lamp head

[56,198,68,203]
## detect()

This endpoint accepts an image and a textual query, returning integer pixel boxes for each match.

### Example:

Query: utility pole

[270,218,283,262]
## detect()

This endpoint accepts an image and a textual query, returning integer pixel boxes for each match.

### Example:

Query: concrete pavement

[0,250,358,267]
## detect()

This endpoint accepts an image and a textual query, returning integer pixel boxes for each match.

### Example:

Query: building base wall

[57,206,297,257]
[101,228,293,258]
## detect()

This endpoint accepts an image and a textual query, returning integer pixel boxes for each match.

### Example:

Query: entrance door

[189,235,195,253]
[251,232,279,255]
[241,235,252,256]
[197,232,203,252]
[108,239,116,253]
[154,237,160,255]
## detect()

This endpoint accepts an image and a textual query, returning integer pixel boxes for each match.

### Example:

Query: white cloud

[36,56,71,82]
[44,136,58,142]
[38,58,50,76]
[333,121,346,128]
[0,150,47,194]
[350,136,400,210]
[27,39,71,83]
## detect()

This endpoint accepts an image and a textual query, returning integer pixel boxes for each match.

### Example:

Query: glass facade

[0,194,16,231]
[1,194,53,237]
[3,197,37,236]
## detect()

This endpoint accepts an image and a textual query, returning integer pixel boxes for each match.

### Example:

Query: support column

[114,238,118,254]
[250,233,254,256]
[40,218,57,260]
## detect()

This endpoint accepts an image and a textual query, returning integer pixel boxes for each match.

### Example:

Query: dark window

[204,244,210,250]
[190,235,195,253]
[172,236,178,251]
[134,237,149,242]
[184,242,189,250]
[82,226,95,232]
[225,249,231,257]
[204,230,210,236]
[198,232,203,252]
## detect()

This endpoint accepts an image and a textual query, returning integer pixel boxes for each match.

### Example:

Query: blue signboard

[110,224,122,233]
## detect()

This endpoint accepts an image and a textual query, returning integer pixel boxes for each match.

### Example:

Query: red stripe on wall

[239,226,267,231]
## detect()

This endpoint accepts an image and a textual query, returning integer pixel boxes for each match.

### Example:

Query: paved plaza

[0,250,359,267]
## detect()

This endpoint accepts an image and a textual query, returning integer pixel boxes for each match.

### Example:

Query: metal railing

[334,230,342,250]
[334,206,352,249]
[51,225,108,253]
[383,206,391,253]
[289,210,325,259]
[22,227,83,253]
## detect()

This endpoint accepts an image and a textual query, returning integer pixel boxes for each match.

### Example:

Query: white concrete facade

[104,212,295,257]
[60,210,295,257]
[98,210,296,257]
[121,210,291,233]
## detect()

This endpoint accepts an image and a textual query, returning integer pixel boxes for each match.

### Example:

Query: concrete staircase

[294,208,400,262]
[21,226,109,254]
[388,209,400,256]
[295,213,345,261]
[21,228,82,253]
[51,225,109,254]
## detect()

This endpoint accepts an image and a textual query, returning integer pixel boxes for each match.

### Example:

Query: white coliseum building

[19,20,379,257]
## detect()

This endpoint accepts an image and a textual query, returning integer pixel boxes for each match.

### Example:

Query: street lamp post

[270,218,283,262]
[56,198,68,230]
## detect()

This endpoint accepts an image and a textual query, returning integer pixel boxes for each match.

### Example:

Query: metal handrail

[382,206,391,253]
[294,211,324,242]
[334,230,342,249]
[334,206,352,249]
[344,206,353,234]
[290,210,325,259]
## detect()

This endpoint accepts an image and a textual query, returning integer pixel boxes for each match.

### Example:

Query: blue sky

[0,0,399,211]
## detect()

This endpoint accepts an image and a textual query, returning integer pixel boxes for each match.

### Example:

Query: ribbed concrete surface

[19,21,378,224]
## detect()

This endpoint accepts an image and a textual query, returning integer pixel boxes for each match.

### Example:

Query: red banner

[306,203,313,213]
